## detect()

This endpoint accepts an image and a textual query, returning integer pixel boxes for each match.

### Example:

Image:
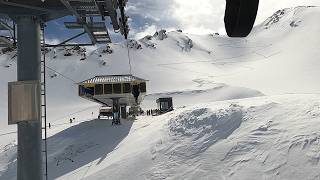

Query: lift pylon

[1,1,130,180]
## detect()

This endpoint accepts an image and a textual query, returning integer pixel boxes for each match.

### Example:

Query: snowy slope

[1,6,320,180]
[83,95,320,180]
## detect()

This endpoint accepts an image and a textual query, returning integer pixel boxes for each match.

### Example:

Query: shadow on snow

[0,119,133,180]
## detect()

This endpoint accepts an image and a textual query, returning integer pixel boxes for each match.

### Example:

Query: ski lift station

[78,74,147,122]
[156,97,173,114]
[78,74,147,106]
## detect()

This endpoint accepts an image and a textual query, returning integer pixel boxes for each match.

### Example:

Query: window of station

[79,85,85,96]
[79,85,94,96]
[140,82,146,93]
[95,84,103,95]
[160,102,169,110]
[104,84,112,94]
[113,83,122,94]
[123,83,131,93]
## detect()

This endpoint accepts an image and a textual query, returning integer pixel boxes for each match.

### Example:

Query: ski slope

[1,6,320,180]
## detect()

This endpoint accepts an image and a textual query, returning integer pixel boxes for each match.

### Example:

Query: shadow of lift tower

[0,1,130,180]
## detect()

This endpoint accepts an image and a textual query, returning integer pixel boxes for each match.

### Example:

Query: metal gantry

[0,0,129,46]
[0,18,15,47]
[0,1,130,180]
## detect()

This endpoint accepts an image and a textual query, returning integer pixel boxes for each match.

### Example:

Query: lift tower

[0,1,129,180]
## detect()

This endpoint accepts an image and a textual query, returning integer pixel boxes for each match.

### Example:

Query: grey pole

[120,105,127,119]
[16,16,43,180]
[112,98,120,124]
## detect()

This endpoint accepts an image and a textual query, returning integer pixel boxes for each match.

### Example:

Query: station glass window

[95,84,103,95]
[79,85,85,96]
[113,83,121,94]
[140,82,146,93]
[160,102,169,110]
[104,84,112,94]
[123,83,131,93]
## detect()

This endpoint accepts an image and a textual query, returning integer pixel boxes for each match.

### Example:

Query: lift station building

[78,74,147,121]
[156,97,173,114]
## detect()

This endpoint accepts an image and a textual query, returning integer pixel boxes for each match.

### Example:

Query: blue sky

[3,0,320,44]
[45,16,92,44]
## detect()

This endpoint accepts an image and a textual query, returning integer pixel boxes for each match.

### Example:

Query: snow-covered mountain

[1,6,320,180]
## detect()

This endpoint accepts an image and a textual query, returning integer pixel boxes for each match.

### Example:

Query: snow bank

[142,95,320,180]
[167,104,243,158]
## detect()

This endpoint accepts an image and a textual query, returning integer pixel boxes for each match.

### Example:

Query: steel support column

[112,98,120,125]
[16,16,42,180]
[120,105,127,119]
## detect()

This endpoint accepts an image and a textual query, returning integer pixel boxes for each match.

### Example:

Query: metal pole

[16,16,42,180]
[112,98,120,124]
[120,105,127,119]
[13,21,16,46]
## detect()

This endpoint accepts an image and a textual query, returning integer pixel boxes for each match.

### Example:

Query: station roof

[156,97,173,103]
[79,74,147,84]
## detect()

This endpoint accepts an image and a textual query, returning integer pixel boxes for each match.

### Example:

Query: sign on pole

[8,80,40,125]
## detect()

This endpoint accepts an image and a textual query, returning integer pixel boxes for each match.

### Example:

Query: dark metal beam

[59,0,97,44]
[105,0,119,31]
[45,43,93,47]
[0,0,55,13]
[0,5,46,17]
[0,0,66,7]
[56,31,86,46]
[119,0,128,39]
[0,4,70,21]
[92,0,103,17]
[0,19,13,30]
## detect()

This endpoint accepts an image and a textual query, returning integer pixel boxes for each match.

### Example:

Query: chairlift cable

[45,65,78,84]
[119,0,132,76]
[126,39,133,75]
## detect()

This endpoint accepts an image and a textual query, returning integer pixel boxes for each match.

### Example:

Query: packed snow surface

[1,6,320,180]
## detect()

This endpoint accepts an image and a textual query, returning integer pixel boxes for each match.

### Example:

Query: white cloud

[134,25,157,39]
[171,0,225,34]
[125,0,320,39]
[126,0,177,36]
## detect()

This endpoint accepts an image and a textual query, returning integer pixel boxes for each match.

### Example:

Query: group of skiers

[47,117,76,129]
[69,117,75,123]
[146,109,160,116]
